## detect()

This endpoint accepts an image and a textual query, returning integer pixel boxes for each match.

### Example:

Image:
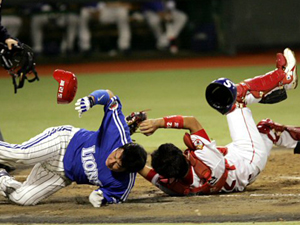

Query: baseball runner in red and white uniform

[138,48,299,195]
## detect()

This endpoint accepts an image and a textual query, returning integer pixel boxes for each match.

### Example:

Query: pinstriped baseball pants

[0,125,79,205]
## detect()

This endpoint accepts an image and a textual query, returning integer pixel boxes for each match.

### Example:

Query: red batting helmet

[53,69,77,104]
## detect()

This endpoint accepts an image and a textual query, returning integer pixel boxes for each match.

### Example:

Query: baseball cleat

[283,48,298,90]
[276,53,287,70]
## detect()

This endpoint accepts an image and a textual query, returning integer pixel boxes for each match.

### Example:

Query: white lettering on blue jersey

[81,146,103,186]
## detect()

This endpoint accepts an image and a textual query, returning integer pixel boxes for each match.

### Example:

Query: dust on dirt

[1,148,300,223]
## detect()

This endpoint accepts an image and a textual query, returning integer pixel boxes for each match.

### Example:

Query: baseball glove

[126,110,148,135]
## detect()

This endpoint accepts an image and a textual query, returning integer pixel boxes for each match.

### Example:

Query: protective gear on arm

[89,90,110,105]
[163,115,184,128]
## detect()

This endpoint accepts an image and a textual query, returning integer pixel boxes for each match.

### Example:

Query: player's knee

[8,194,31,206]
[11,199,28,206]
[9,191,39,206]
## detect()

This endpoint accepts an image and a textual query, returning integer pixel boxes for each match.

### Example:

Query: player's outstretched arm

[75,89,114,118]
[183,116,203,133]
[140,115,203,136]
[139,118,164,136]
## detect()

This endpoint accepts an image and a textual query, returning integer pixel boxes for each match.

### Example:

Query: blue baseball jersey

[64,96,135,204]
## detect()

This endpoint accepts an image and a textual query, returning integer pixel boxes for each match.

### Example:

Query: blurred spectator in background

[1,6,22,38]
[0,2,19,50]
[142,0,188,54]
[78,1,131,55]
[30,3,79,55]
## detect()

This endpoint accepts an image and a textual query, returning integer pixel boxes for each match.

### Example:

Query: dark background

[3,0,300,62]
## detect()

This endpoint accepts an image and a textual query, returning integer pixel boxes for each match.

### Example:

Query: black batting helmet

[0,42,39,93]
[205,78,237,115]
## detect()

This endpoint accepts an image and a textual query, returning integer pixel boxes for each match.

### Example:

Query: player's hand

[125,111,147,135]
[5,38,18,50]
[75,96,94,118]
[89,189,104,208]
[139,119,160,136]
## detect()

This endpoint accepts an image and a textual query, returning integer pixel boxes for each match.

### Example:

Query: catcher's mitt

[0,42,39,93]
[126,111,147,135]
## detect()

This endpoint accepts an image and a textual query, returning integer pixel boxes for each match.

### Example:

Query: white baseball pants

[144,9,188,48]
[224,108,269,191]
[0,125,79,205]
[31,13,79,53]
[78,6,131,51]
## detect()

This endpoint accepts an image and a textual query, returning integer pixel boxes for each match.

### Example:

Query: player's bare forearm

[138,165,152,179]
[140,118,164,136]
[138,165,159,184]
[183,116,203,134]
[140,116,203,135]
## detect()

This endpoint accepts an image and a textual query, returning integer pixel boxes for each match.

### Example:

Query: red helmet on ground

[53,69,77,104]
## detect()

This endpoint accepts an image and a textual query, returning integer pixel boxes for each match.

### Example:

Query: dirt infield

[1,148,300,223]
